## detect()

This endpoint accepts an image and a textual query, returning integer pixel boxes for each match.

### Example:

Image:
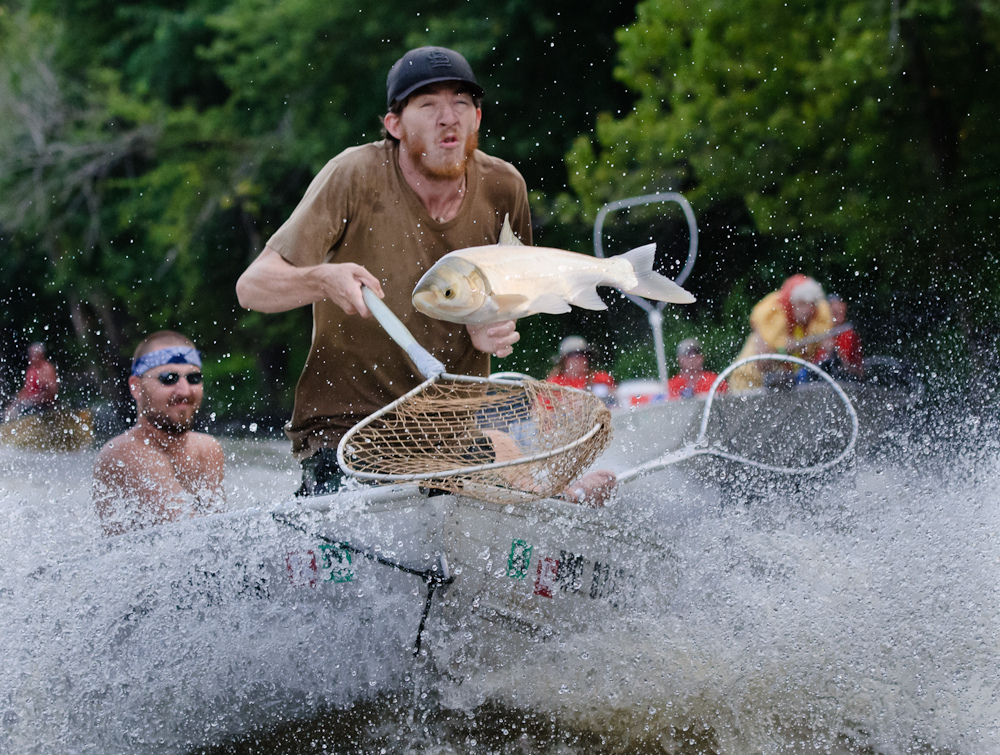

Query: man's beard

[404,130,478,181]
[145,408,195,435]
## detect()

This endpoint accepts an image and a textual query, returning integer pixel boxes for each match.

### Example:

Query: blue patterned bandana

[131,346,202,377]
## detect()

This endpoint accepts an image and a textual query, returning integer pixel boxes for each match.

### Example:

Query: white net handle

[363,287,444,379]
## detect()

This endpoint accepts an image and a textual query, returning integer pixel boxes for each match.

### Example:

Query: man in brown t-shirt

[236,46,530,495]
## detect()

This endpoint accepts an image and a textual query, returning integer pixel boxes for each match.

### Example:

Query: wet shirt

[266,140,532,457]
[666,372,725,400]
[834,327,864,370]
[547,371,616,402]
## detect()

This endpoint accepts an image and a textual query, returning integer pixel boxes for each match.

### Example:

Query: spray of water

[1,413,996,754]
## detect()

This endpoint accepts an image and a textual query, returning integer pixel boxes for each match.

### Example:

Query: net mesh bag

[339,376,613,505]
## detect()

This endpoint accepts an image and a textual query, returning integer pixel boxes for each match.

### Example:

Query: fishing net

[338,374,613,505]
[617,354,860,484]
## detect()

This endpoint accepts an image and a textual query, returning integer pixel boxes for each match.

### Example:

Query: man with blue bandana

[94,331,224,536]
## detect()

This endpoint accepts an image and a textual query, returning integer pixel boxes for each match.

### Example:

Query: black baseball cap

[386,46,484,109]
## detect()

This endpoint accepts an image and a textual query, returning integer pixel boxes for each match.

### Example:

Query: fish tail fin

[621,244,696,304]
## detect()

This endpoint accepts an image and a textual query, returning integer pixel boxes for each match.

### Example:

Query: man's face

[129,362,203,435]
[791,300,817,326]
[678,352,704,373]
[387,82,481,180]
[563,353,590,378]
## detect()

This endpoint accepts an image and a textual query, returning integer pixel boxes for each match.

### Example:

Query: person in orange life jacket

[666,338,727,399]
[4,342,60,421]
[541,335,616,505]
[818,294,865,380]
[546,336,616,404]
[728,275,834,391]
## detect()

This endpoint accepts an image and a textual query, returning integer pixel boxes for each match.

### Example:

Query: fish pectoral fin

[569,287,608,311]
[526,293,573,315]
[490,293,532,316]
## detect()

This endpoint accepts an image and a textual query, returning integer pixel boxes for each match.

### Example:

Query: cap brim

[391,77,485,106]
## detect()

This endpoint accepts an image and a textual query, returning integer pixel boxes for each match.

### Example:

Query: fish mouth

[412,291,467,323]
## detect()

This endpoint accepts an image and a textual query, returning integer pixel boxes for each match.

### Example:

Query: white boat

[2,485,441,753]
[1,374,918,753]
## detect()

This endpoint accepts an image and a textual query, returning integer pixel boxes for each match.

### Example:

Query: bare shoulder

[95,429,144,467]
[185,431,223,456]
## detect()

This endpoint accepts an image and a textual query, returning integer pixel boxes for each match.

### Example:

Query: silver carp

[412,216,695,324]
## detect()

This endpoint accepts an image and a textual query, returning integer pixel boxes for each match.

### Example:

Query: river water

[0,403,997,755]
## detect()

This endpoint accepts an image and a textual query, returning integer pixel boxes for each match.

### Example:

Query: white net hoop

[337,373,613,505]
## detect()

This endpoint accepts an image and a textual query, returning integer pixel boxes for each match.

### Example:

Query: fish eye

[444,288,454,299]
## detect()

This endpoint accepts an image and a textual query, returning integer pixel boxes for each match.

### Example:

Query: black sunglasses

[152,371,203,386]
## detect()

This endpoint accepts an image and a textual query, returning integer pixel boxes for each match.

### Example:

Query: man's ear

[383,112,403,140]
[128,375,143,403]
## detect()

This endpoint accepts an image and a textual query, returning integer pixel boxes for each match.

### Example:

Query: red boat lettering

[533,556,558,598]
[285,550,318,588]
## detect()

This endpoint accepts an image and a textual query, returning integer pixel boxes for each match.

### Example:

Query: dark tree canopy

[1,0,996,417]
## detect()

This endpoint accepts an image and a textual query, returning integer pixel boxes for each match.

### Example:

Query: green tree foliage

[0,0,635,417]
[201,0,635,233]
[7,0,993,422]
[567,0,1000,374]
[0,5,251,409]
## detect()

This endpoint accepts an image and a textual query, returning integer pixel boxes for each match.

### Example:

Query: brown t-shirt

[266,140,532,457]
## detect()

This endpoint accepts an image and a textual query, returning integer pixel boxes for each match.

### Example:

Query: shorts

[296,448,346,497]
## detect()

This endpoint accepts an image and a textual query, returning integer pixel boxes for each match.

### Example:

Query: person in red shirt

[546,336,616,404]
[4,342,60,421]
[666,338,726,400]
[821,295,865,380]
[543,335,617,504]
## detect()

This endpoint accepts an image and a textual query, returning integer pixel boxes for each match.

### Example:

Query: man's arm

[561,469,617,508]
[236,246,384,316]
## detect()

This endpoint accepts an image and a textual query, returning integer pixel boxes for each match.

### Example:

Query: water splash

[1,418,997,754]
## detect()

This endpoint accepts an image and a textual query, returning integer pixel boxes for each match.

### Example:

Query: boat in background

[608,352,923,476]
[0,407,94,452]
[607,381,919,470]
